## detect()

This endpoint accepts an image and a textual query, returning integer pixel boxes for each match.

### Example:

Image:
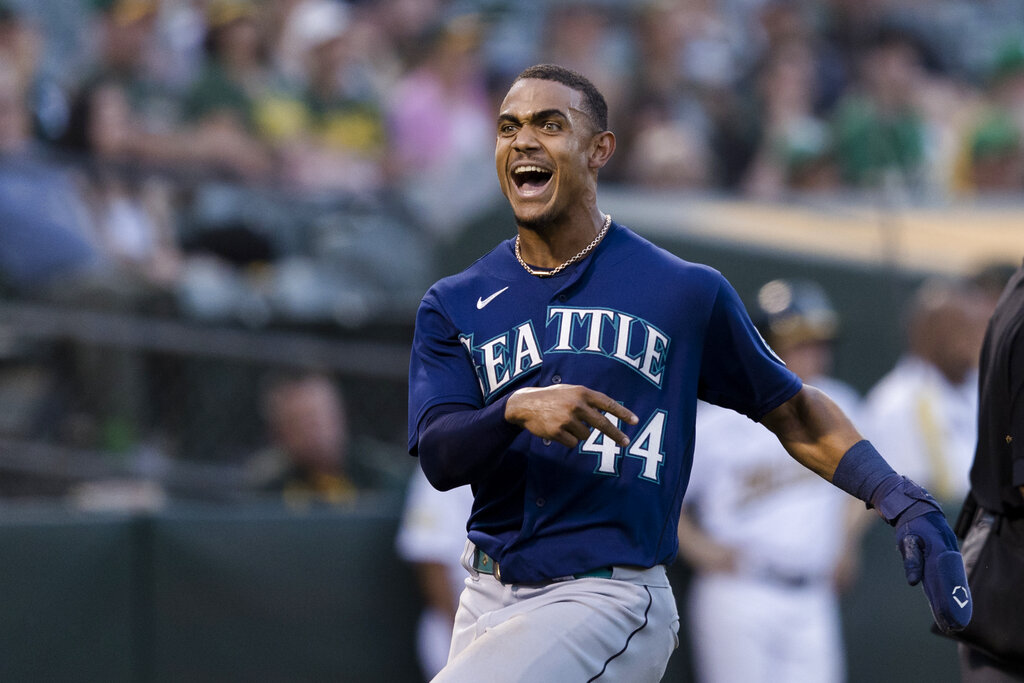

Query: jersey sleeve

[697,277,802,421]
[408,292,485,453]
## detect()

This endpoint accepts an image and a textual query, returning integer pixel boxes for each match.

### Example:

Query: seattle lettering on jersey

[460,306,671,398]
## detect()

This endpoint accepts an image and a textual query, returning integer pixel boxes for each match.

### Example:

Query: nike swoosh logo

[476,286,509,310]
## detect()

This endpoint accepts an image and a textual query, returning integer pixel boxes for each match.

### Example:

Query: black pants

[960,644,1024,682]
[955,505,1024,682]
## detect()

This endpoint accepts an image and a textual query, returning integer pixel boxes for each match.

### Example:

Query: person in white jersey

[678,279,871,683]
[396,466,475,680]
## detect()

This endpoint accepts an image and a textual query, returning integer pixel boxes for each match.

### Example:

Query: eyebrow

[497,108,570,126]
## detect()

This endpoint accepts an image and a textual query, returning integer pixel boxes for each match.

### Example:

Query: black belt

[472,547,613,583]
[760,568,817,589]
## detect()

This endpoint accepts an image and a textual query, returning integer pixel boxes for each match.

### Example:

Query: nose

[512,125,540,152]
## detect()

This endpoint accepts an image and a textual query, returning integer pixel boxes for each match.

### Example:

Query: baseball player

[408,64,970,682]
[679,279,868,683]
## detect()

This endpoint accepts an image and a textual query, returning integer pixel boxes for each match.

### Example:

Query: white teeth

[514,165,549,174]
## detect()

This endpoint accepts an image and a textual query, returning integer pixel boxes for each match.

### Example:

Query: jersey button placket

[543,377,561,446]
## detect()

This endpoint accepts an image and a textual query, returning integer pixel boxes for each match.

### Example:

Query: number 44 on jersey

[580,409,667,484]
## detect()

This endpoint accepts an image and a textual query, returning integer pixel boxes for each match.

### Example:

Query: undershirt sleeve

[416,396,523,491]
[408,293,487,452]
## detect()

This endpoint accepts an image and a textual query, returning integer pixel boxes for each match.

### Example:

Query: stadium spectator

[182,0,276,181]
[537,2,629,128]
[831,24,937,189]
[0,0,69,142]
[959,41,1024,193]
[622,0,746,188]
[269,0,389,196]
[365,0,447,70]
[863,278,992,505]
[739,40,841,198]
[619,1,715,189]
[0,56,99,294]
[752,0,847,114]
[385,12,496,238]
[245,370,357,506]
[245,370,404,506]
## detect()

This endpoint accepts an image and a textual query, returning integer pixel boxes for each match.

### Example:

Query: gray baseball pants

[432,541,679,682]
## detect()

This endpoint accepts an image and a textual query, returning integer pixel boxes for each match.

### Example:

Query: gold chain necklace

[514,214,612,278]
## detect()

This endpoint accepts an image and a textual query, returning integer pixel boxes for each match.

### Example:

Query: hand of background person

[676,511,739,575]
[505,384,638,448]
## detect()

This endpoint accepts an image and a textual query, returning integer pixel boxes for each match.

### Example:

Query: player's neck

[516,211,606,269]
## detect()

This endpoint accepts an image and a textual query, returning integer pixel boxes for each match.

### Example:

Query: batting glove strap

[871,475,943,526]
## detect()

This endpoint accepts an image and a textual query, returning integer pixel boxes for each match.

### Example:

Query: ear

[588,130,616,170]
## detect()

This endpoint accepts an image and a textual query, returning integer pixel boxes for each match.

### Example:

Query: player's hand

[872,476,972,633]
[505,384,638,448]
[895,510,973,634]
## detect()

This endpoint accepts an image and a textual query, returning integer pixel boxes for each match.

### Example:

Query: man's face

[269,379,347,473]
[495,78,600,229]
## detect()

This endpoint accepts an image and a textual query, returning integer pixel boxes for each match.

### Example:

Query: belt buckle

[475,548,502,581]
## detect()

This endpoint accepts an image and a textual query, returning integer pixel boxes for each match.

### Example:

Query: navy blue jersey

[408,222,801,583]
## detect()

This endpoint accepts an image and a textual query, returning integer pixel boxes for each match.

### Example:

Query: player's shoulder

[421,239,518,304]
[608,223,729,289]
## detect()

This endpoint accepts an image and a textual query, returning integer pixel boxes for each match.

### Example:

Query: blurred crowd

[2,0,1024,264]
[1,0,1023,312]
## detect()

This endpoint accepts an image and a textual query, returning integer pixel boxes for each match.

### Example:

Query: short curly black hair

[514,64,608,132]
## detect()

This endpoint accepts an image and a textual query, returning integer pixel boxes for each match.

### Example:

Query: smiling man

[408,64,970,682]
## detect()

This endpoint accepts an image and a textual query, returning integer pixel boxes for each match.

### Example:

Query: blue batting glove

[895,510,972,633]
[872,477,972,633]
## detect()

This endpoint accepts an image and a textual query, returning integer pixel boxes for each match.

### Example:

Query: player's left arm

[761,384,973,633]
[758,384,860,479]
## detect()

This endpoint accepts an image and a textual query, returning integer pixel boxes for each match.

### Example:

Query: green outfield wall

[0,500,960,682]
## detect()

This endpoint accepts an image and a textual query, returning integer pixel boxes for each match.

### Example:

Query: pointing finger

[565,420,593,444]
[586,390,638,427]
[594,414,631,448]
[579,405,631,448]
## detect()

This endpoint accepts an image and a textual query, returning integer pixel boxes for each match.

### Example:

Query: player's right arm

[504,384,638,448]
[417,385,637,491]
[410,289,635,491]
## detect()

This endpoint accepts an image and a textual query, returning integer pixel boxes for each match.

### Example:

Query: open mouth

[512,165,553,195]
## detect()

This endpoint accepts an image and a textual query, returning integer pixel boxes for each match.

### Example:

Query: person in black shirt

[955,260,1024,680]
